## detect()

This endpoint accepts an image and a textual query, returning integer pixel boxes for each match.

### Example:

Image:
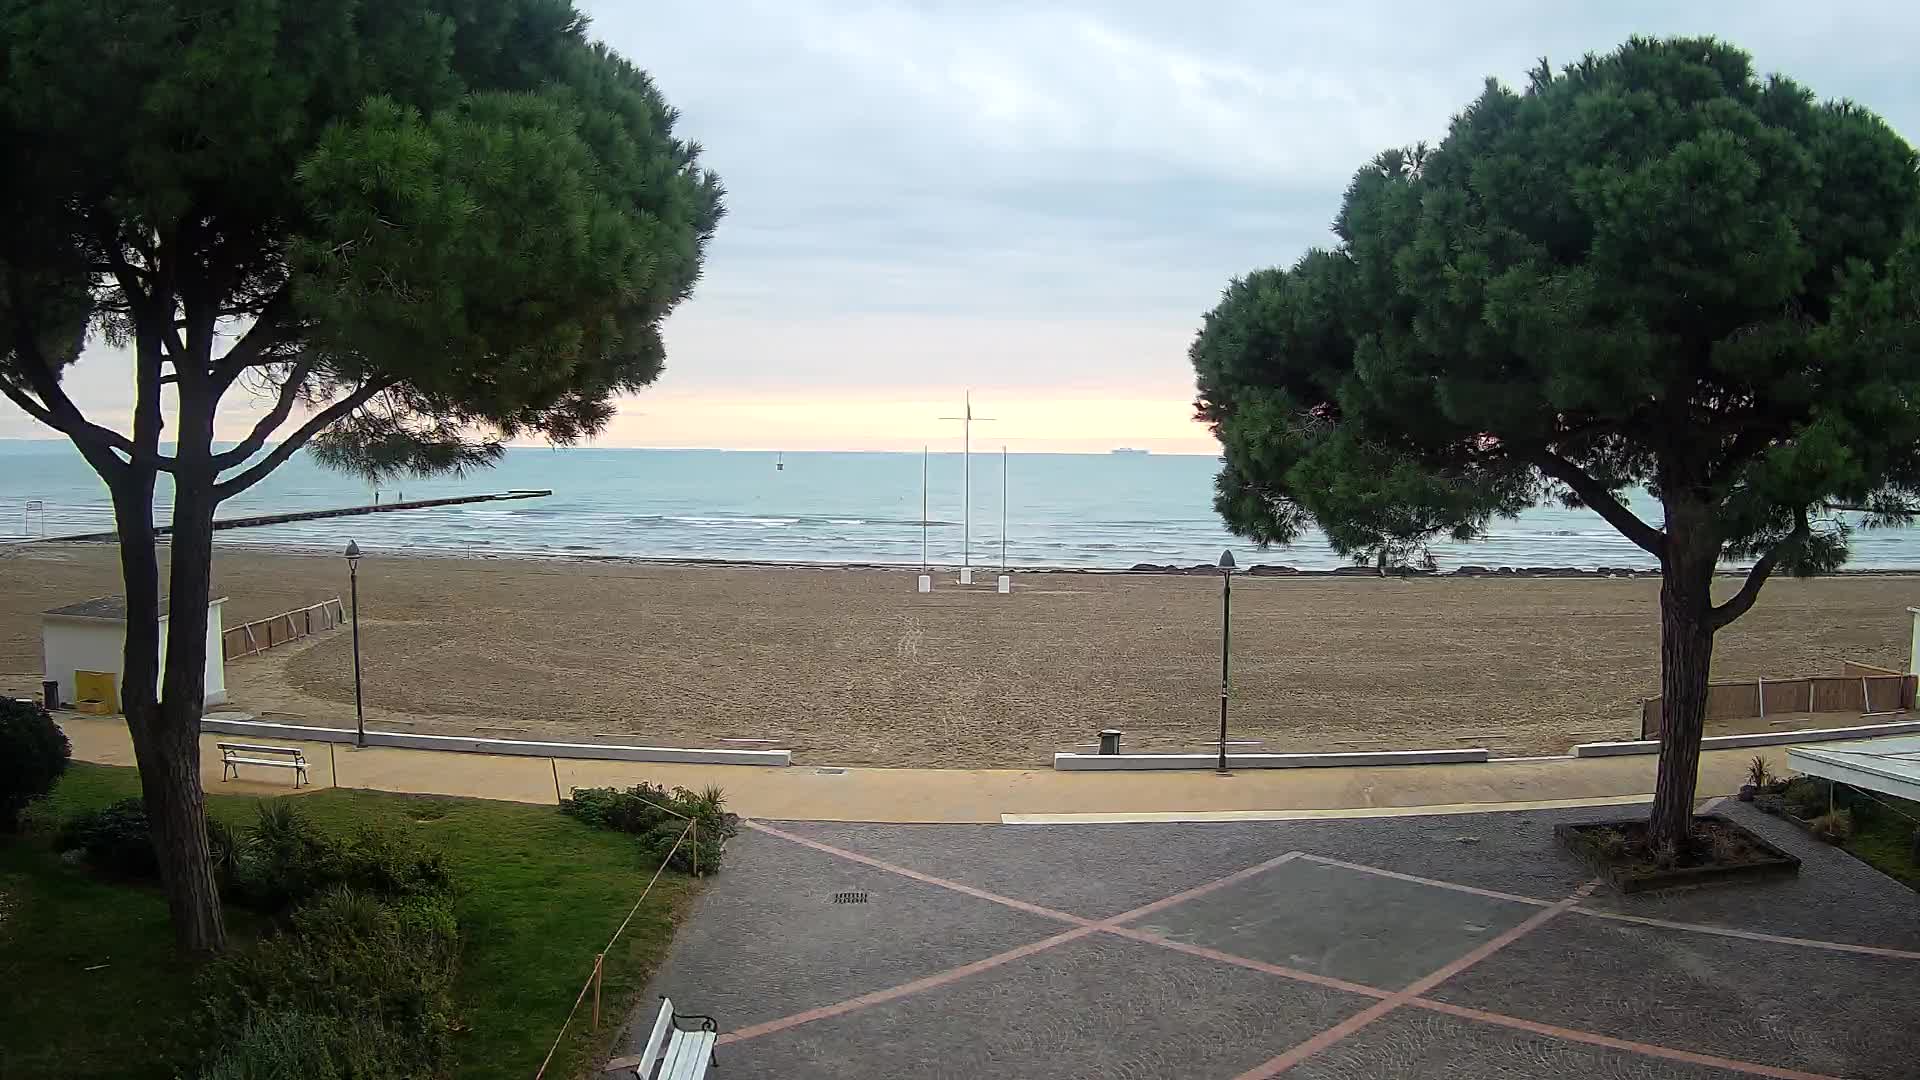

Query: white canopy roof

[1789,736,1920,803]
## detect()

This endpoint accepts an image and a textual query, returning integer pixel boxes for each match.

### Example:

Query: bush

[231,802,453,913]
[1782,776,1830,820]
[58,797,159,877]
[0,697,70,831]
[561,783,737,874]
[199,1011,419,1080]
[201,887,460,1079]
[1810,808,1854,844]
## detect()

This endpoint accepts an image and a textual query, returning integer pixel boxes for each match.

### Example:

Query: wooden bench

[217,742,309,787]
[633,997,718,1079]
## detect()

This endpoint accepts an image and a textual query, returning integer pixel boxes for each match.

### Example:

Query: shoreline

[13,536,1920,580]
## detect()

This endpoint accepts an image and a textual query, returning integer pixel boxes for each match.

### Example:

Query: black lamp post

[1217,549,1235,774]
[345,540,365,748]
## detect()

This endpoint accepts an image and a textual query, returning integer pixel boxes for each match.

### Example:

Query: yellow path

[56,714,1774,823]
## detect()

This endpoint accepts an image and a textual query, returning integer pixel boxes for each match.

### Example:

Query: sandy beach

[5,542,1918,768]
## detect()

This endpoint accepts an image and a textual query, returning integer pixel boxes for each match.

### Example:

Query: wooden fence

[222,598,346,661]
[1638,661,1916,738]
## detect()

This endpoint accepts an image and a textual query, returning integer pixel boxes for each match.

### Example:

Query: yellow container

[74,670,119,714]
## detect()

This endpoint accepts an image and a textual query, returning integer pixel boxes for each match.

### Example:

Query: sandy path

[5,543,1917,767]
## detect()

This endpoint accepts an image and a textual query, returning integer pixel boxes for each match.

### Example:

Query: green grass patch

[0,763,699,1079]
[1841,793,1920,891]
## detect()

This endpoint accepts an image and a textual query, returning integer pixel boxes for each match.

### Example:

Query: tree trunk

[1649,505,1719,856]
[149,379,228,953]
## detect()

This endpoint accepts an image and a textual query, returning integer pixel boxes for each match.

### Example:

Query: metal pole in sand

[940,393,993,584]
[922,445,929,569]
[1001,445,1008,569]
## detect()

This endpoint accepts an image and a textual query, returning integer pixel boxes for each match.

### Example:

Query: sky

[6,1,1919,453]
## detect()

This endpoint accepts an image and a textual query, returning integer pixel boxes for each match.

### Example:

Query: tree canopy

[0,0,722,484]
[1192,36,1920,851]
[1195,37,1920,582]
[0,0,722,950]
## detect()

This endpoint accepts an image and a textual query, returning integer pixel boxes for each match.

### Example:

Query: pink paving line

[744,821,1093,927]
[1102,925,1391,1000]
[1302,851,1920,962]
[1109,850,1304,924]
[1408,999,1843,1080]
[718,924,1098,1045]
[1570,908,1920,961]
[1231,891,1586,1079]
[1293,853,1553,907]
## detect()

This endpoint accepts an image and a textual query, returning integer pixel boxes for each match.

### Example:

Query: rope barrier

[531,820,695,1080]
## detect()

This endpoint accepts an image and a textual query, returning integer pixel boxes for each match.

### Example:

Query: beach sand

[5,542,1917,768]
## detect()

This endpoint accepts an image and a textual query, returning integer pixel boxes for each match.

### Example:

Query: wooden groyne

[51,489,552,542]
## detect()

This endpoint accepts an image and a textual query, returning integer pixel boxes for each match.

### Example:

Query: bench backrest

[635,998,676,1075]
[217,742,305,757]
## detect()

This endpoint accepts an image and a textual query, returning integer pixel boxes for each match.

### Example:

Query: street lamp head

[344,540,361,568]
[1218,549,1235,571]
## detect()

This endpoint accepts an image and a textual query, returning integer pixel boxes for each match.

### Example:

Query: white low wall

[1573,718,1920,758]
[197,716,791,766]
[1053,748,1490,771]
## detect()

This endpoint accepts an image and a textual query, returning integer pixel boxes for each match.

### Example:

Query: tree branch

[211,285,293,385]
[210,358,315,469]
[1533,451,1667,556]
[1710,509,1809,630]
[213,378,395,501]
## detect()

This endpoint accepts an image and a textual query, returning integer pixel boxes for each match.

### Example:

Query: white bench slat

[634,999,676,1076]
[659,1029,715,1080]
[218,743,305,757]
[225,756,306,769]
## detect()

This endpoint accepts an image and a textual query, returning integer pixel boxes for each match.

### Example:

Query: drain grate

[832,891,869,904]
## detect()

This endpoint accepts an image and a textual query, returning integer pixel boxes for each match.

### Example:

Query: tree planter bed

[1556,815,1801,893]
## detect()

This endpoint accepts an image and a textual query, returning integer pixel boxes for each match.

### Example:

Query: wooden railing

[1638,661,1916,737]
[222,599,346,660]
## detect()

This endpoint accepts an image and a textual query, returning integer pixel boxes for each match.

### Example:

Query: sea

[3,439,1919,571]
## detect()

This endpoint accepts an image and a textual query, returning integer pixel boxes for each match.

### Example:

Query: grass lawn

[1842,791,1920,891]
[0,763,699,1080]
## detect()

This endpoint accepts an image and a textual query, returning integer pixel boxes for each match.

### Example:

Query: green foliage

[0,697,69,830]
[1192,36,1920,574]
[199,1011,419,1080]
[1782,776,1832,820]
[199,888,461,1079]
[57,798,450,911]
[1746,755,1774,788]
[57,797,160,877]
[561,783,737,874]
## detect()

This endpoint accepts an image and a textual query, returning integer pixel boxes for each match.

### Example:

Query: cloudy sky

[7,1,1918,452]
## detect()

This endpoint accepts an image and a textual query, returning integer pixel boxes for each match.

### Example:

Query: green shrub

[561,783,737,874]
[57,797,159,877]
[0,697,70,831]
[198,1011,419,1080]
[1782,776,1830,819]
[201,887,460,1078]
[231,802,453,912]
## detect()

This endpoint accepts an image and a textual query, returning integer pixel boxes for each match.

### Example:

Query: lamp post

[345,541,365,748]
[1217,549,1235,774]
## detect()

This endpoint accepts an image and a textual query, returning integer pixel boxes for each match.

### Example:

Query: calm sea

[2,439,1917,570]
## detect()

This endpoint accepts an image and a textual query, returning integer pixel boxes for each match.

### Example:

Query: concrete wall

[41,618,126,707]
[1053,748,1491,771]
[41,598,227,709]
[198,716,792,766]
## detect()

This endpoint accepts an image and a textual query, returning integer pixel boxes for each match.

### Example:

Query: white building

[41,595,228,710]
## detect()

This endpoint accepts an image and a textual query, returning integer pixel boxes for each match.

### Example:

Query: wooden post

[692,819,699,878]
[329,742,337,788]
[591,952,604,1031]
[1862,677,1872,713]
[551,758,563,805]
[1756,677,1765,722]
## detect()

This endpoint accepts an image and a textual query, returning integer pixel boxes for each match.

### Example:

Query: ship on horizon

[1110,447,1149,455]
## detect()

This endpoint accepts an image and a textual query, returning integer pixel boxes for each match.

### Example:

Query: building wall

[40,598,228,710]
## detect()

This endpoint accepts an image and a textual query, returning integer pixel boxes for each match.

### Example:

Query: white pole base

[917,574,932,593]
[996,574,1011,594]
[959,567,974,585]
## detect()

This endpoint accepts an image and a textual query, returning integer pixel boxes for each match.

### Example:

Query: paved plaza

[633,802,1920,1079]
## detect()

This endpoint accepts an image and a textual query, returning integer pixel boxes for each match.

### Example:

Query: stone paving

[629,802,1920,1079]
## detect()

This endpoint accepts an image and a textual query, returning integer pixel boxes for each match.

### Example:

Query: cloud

[7,1,1918,454]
